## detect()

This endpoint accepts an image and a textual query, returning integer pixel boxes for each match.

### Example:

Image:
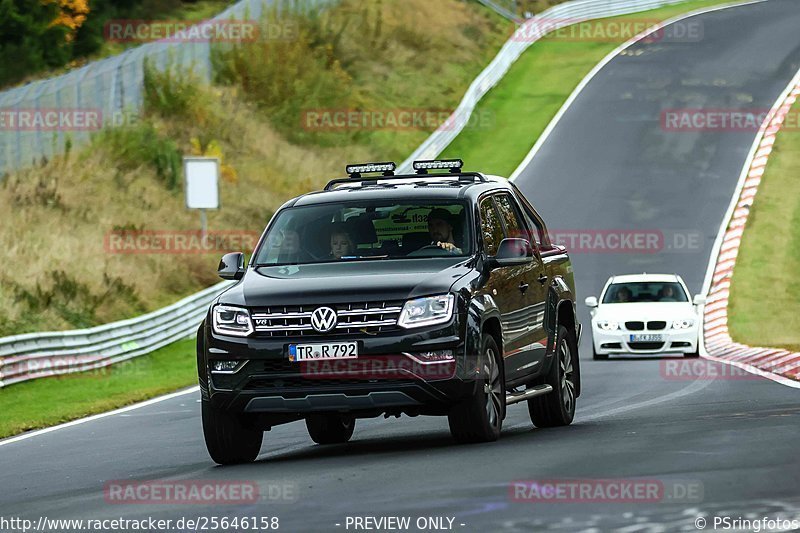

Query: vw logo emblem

[310,307,337,333]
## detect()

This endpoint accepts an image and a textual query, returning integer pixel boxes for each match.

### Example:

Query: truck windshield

[602,282,689,304]
[252,200,472,266]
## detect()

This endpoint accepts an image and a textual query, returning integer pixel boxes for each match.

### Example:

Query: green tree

[0,0,70,86]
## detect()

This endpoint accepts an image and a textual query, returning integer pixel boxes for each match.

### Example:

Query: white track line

[0,386,199,448]
[508,0,767,182]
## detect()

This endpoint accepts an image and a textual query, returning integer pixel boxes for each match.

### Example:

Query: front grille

[626,321,644,331]
[647,321,667,330]
[628,342,664,350]
[251,300,404,337]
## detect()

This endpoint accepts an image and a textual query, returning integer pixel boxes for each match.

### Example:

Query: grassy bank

[0,339,195,439]
[728,98,800,351]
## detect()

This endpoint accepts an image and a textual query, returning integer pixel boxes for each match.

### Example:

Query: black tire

[448,334,505,443]
[202,402,263,465]
[592,348,608,360]
[529,325,577,428]
[305,414,355,444]
[684,348,700,358]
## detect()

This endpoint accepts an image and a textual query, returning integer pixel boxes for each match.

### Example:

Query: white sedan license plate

[288,342,358,362]
[629,334,664,342]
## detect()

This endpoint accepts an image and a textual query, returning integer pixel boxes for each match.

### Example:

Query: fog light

[211,360,245,373]
[407,350,454,363]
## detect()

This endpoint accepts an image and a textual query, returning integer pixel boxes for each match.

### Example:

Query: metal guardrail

[397,0,692,173]
[0,281,233,387]
[475,0,520,21]
[0,0,330,177]
[0,0,697,387]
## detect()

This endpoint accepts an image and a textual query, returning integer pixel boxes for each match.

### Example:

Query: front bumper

[591,325,699,355]
[202,317,480,414]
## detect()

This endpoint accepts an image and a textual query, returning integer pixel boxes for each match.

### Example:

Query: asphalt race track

[2,1,800,531]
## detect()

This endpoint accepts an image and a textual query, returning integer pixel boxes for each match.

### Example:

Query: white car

[585,274,705,360]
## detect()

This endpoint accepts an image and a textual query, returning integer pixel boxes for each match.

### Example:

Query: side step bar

[505,384,553,405]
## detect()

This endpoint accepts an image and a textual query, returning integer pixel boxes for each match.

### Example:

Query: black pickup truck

[197,159,581,464]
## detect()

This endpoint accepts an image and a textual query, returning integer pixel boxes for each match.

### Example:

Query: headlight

[596,321,620,331]
[672,319,695,330]
[398,294,454,329]
[212,305,253,336]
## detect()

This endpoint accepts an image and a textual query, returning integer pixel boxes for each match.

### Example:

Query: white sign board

[184,157,220,209]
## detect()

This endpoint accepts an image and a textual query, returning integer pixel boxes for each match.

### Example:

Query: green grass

[0,0,738,438]
[0,339,196,439]
[728,99,800,351]
[442,0,733,176]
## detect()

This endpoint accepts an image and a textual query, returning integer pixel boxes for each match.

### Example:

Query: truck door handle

[518,282,529,294]
[537,274,547,285]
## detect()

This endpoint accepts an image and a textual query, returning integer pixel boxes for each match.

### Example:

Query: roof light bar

[345,162,396,178]
[413,159,464,174]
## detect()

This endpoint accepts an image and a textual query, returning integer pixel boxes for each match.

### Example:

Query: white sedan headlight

[596,320,620,331]
[398,294,454,329]
[672,319,695,330]
[212,305,254,336]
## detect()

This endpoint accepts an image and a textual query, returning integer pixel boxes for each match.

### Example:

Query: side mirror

[486,238,534,270]
[584,296,598,308]
[693,294,706,306]
[218,252,245,280]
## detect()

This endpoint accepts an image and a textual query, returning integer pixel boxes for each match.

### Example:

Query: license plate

[630,334,664,342]
[288,342,358,362]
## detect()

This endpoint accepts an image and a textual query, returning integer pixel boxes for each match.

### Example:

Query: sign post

[184,157,220,240]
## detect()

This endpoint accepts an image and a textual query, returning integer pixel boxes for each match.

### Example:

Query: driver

[277,228,312,264]
[425,208,462,254]
[615,286,632,303]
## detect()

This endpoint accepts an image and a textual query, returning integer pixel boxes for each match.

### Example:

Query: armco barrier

[0,0,703,387]
[0,0,331,177]
[0,281,233,388]
[475,0,519,21]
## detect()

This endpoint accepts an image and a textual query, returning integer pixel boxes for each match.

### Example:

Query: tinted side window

[479,197,504,256]
[494,194,527,240]
[510,187,548,246]
[520,209,543,246]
